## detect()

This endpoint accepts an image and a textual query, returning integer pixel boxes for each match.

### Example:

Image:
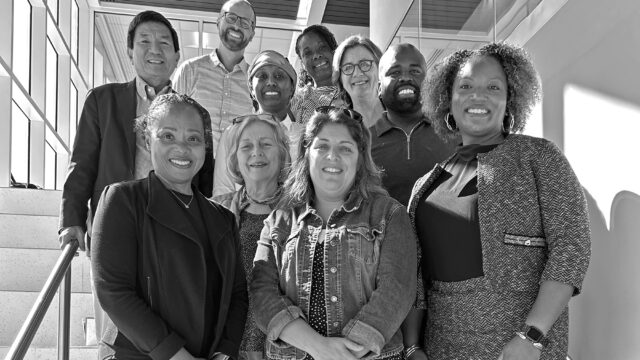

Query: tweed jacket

[91,172,247,360]
[408,134,591,307]
[59,80,214,242]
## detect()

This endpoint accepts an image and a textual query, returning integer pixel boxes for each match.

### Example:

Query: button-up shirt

[251,192,417,359]
[133,77,172,180]
[172,50,254,157]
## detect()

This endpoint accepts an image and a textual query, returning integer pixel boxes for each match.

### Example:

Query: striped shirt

[289,84,340,125]
[172,50,254,157]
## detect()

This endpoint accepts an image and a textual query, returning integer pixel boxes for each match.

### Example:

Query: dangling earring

[445,113,457,131]
[502,111,514,134]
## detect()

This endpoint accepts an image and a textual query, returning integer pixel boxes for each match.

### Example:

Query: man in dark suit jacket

[58,10,213,252]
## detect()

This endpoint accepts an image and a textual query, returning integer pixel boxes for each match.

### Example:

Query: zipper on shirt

[398,122,423,160]
[146,276,153,308]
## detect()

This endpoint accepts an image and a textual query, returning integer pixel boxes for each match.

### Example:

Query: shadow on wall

[569,190,640,359]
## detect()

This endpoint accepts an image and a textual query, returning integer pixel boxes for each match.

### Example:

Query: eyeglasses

[339,60,374,76]
[220,12,254,29]
[232,113,277,125]
[315,106,363,123]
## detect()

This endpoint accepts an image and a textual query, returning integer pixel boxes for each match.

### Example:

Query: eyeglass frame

[315,106,363,123]
[220,11,255,30]
[339,60,374,76]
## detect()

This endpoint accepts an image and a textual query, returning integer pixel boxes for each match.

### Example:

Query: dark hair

[136,93,213,151]
[332,35,383,109]
[423,42,541,142]
[127,10,180,52]
[294,25,338,87]
[226,115,291,185]
[278,109,387,209]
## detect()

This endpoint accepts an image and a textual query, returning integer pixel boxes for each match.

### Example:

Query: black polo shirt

[369,113,454,206]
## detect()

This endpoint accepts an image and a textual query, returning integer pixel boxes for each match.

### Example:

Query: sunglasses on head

[315,106,363,123]
[232,113,277,125]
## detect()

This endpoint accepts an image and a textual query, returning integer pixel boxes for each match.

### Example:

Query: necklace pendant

[184,205,189,209]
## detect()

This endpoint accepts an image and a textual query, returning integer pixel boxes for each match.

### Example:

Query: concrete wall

[523,0,640,358]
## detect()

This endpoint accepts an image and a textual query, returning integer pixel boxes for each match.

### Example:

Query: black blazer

[59,80,214,237]
[91,172,247,359]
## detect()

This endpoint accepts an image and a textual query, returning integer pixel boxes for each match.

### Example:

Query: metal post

[57,266,72,360]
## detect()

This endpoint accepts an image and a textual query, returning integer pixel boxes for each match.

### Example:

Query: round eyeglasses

[221,12,254,29]
[340,60,374,75]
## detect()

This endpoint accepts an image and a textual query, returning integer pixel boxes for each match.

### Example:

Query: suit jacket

[59,80,214,239]
[91,172,247,360]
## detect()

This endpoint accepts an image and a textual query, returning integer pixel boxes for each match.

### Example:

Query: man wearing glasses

[173,0,256,159]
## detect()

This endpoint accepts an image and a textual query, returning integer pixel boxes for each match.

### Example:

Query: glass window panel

[49,0,59,23]
[70,81,78,148]
[168,19,200,65]
[71,0,79,61]
[202,22,219,55]
[45,141,56,189]
[46,38,59,129]
[11,101,30,184]
[12,0,32,93]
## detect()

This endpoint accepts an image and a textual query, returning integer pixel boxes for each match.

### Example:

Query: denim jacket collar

[298,191,365,223]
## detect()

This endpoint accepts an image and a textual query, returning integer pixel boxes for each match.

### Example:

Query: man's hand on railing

[59,226,86,251]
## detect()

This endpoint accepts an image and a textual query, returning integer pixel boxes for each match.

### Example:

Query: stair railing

[5,239,79,360]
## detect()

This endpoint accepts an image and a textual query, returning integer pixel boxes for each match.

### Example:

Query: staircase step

[0,291,94,347]
[0,346,98,360]
[0,248,91,293]
[0,214,60,249]
[0,189,61,217]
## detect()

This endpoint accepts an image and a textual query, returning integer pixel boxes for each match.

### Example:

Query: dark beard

[222,29,249,51]
[381,90,422,114]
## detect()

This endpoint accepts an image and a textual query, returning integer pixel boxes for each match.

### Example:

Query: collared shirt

[133,77,172,180]
[369,112,455,206]
[212,113,303,197]
[172,49,254,158]
[251,192,417,359]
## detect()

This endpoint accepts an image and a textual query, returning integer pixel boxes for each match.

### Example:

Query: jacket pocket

[503,233,546,248]
[346,226,382,264]
[146,276,153,308]
[500,233,547,291]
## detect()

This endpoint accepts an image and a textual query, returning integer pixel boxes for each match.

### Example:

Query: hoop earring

[502,112,514,133]
[445,113,457,131]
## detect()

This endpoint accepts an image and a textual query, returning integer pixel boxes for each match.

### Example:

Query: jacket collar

[298,191,364,223]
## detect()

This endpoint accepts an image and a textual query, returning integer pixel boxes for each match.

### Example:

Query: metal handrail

[5,240,79,360]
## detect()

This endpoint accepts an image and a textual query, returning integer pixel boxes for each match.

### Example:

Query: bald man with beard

[369,43,455,206]
[173,0,256,159]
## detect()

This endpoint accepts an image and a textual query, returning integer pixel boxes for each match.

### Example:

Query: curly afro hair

[423,42,541,143]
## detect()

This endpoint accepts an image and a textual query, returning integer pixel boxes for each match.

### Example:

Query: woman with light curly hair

[402,43,591,360]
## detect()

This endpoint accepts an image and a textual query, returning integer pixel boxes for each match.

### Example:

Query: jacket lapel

[121,79,138,169]
[146,172,201,243]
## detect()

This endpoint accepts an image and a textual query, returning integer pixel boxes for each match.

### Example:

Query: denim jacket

[250,192,417,360]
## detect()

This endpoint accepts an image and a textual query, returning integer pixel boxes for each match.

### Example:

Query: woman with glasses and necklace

[333,35,385,128]
[214,113,291,360]
[213,50,302,197]
[91,94,247,360]
[251,107,417,360]
[290,25,342,124]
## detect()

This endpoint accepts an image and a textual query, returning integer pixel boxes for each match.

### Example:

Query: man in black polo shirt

[369,44,454,206]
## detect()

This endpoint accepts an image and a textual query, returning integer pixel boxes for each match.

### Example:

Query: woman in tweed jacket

[402,43,590,360]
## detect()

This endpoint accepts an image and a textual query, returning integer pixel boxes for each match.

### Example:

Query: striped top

[289,84,340,124]
[172,50,254,157]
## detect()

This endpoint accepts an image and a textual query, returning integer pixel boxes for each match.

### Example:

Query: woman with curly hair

[290,25,341,124]
[402,43,590,360]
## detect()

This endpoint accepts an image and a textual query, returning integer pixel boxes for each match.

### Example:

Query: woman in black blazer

[91,94,247,360]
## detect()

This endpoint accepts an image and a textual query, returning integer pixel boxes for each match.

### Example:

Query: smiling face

[251,65,294,118]
[451,55,508,145]
[128,21,180,89]
[217,0,255,52]
[309,123,359,202]
[340,45,379,100]
[298,31,334,87]
[378,45,426,114]
[148,104,206,192]
[236,121,281,186]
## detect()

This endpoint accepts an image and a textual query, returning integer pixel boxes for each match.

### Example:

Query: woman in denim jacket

[251,107,417,360]
[403,43,590,360]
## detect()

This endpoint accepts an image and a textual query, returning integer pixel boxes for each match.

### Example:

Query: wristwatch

[516,325,548,350]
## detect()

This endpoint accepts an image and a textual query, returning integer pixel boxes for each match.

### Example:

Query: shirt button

[330,267,337,273]
[225,93,228,96]
[330,224,336,228]
[333,322,339,327]
[330,241,336,247]
[330,296,337,302]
